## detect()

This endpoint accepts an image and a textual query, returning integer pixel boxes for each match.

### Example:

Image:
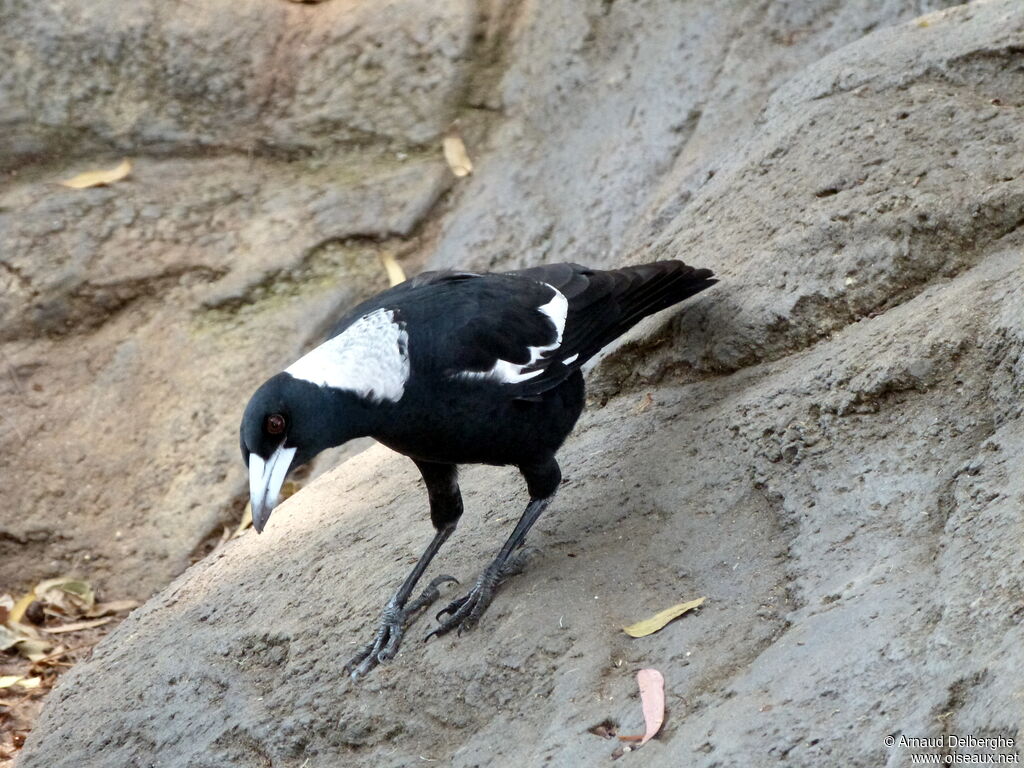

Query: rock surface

[11,0,1024,766]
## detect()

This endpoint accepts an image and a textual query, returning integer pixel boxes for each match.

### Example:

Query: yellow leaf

[9,589,36,624]
[442,134,473,177]
[43,617,112,634]
[16,676,42,689]
[16,637,51,662]
[59,158,132,189]
[379,252,406,287]
[622,597,706,638]
[85,599,139,618]
[0,675,22,689]
[233,502,254,539]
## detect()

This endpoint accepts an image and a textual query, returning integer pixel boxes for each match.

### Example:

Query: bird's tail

[605,260,717,333]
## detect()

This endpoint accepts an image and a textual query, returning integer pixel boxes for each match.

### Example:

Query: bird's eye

[265,413,286,435]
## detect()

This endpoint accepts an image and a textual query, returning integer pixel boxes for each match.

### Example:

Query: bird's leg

[426,494,553,640]
[344,524,457,678]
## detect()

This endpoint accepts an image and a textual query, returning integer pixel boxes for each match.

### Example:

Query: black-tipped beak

[248,444,297,533]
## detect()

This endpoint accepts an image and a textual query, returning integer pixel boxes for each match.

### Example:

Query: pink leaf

[636,668,665,746]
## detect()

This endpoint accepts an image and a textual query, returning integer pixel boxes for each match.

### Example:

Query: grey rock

[0,0,476,170]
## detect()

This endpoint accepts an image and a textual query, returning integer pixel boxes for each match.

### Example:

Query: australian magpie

[240,260,716,677]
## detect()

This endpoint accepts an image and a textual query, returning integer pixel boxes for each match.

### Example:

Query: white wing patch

[285,309,410,402]
[460,284,568,385]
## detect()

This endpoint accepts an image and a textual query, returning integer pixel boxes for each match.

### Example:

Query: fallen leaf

[442,133,473,177]
[34,577,95,614]
[234,502,254,538]
[0,621,51,662]
[9,590,36,624]
[379,251,406,287]
[43,617,112,634]
[15,637,52,662]
[0,676,40,690]
[622,596,706,638]
[59,158,132,189]
[0,625,20,651]
[85,599,139,618]
[617,669,665,747]
[635,393,654,414]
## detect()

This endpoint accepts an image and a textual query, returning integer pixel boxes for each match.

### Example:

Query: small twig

[30,642,96,665]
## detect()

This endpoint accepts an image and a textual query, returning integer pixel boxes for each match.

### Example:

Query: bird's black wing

[500,261,717,397]
[326,262,715,400]
[392,262,715,399]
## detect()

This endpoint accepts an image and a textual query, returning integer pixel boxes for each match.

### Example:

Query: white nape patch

[285,309,410,402]
[562,353,579,365]
[460,284,568,385]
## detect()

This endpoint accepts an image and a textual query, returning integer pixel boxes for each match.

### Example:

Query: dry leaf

[622,596,706,638]
[43,617,112,634]
[17,638,52,662]
[9,590,36,624]
[442,134,473,177]
[0,676,40,690]
[0,625,21,652]
[0,621,51,661]
[85,600,138,618]
[233,503,254,538]
[35,577,95,614]
[59,159,132,189]
[0,593,12,625]
[617,669,665,747]
[379,252,406,287]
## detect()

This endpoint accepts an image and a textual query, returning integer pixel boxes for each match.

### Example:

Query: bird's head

[239,372,357,532]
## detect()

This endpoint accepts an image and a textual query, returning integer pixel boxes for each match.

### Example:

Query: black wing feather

[323,261,716,400]
[506,261,716,397]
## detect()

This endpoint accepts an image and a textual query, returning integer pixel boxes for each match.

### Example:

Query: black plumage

[239,260,716,677]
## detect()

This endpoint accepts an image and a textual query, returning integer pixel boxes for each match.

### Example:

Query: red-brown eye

[265,413,286,435]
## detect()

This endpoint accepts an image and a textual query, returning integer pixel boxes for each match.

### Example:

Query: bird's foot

[425,548,535,641]
[344,574,457,679]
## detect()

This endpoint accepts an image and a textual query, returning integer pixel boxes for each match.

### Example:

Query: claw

[407,575,459,617]
[345,576,457,678]
[424,565,504,642]
[434,593,468,622]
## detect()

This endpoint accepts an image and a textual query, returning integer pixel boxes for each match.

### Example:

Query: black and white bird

[240,260,716,677]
